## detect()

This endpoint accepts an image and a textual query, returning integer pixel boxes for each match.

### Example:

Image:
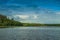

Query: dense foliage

[0,14,23,27]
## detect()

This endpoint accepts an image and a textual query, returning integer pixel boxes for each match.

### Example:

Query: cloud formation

[14,15,29,19]
[0,0,60,24]
[13,14,38,19]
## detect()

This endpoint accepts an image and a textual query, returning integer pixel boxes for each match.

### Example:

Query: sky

[0,0,60,24]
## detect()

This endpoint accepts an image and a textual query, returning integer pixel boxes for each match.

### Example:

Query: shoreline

[0,26,60,28]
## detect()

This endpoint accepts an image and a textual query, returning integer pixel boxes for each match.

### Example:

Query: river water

[0,27,60,40]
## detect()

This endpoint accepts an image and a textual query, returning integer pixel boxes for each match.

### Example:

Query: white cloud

[56,12,60,14]
[11,13,60,24]
[33,15,38,19]
[13,15,29,19]
[13,14,39,19]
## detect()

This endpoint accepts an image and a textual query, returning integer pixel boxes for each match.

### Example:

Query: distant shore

[0,23,60,28]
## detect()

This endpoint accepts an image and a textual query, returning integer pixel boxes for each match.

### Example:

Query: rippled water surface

[0,27,60,40]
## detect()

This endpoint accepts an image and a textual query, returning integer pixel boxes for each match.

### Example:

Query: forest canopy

[0,14,23,27]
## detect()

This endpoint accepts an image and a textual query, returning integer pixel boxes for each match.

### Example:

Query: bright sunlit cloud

[13,15,29,19]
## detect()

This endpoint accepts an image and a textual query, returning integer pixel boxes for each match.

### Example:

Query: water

[0,27,60,40]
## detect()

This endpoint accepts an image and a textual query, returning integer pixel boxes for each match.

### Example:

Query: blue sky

[0,0,60,24]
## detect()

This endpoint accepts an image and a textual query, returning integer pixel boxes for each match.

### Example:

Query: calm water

[0,27,60,40]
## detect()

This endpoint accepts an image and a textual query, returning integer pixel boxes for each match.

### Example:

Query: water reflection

[0,27,60,40]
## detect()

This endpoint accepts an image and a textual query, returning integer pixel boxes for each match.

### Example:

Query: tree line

[0,14,23,27]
